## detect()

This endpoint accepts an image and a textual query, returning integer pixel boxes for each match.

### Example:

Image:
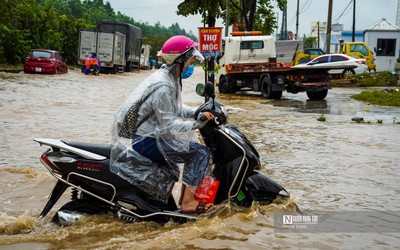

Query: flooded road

[1,69,399,249]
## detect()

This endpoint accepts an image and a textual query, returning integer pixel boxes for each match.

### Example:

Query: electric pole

[295,0,299,40]
[352,0,356,42]
[326,0,333,53]
[225,0,229,37]
[280,6,287,40]
[318,21,320,48]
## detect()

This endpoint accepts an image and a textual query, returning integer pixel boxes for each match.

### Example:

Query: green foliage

[303,37,317,49]
[317,114,326,122]
[348,72,398,87]
[0,0,196,65]
[351,88,400,107]
[177,0,286,35]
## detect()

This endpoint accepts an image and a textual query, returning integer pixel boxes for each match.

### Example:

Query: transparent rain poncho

[110,63,209,203]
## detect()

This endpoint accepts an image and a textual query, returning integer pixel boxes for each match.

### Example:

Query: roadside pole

[198,27,223,95]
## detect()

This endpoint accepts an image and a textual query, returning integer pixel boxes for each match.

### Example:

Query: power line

[333,0,353,23]
[300,0,313,14]
[289,0,313,25]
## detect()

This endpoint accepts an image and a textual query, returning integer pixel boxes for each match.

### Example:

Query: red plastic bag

[195,176,220,204]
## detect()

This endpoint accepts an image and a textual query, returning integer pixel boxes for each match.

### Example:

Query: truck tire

[218,76,236,93]
[261,76,282,99]
[306,89,328,100]
[111,65,118,74]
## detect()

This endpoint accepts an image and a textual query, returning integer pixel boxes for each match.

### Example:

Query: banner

[198,27,223,53]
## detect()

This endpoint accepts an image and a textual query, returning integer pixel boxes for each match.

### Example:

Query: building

[311,18,400,72]
[311,22,364,53]
[319,31,364,54]
[364,18,400,71]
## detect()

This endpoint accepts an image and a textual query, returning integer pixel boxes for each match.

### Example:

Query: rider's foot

[181,200,213,214]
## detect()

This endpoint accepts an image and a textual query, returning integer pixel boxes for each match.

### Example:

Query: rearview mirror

[204,81,215,99]
[195,83,205,97]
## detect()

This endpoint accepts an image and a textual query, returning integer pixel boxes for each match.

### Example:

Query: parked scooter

[34,82,289,226]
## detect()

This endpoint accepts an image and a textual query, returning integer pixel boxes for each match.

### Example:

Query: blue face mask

[181,65,194,79]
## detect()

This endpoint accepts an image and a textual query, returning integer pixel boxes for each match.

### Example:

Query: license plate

[35,67,42,72]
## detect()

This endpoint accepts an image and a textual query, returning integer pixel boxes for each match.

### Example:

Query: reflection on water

[271,92,400,122]
[1,70,400,249]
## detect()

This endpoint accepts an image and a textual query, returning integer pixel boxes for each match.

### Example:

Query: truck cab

[292,48,325,66]
[339,39,376,72]
[217,34,276,72]
[216,33,279,95]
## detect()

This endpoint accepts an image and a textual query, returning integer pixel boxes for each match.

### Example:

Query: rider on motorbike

[110,35,214,214]
[84,53,101,75]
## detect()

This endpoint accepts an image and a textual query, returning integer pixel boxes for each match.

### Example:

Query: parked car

[293,54,368,75]
[24,49,68,74]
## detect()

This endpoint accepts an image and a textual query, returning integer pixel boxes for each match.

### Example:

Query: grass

[333,71,400,107]
[317,114,326,122]
[351,88,400,106]
[0,63,23,71]
[349,71,398,87]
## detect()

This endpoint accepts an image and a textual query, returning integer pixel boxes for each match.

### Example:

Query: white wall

[364,31,400,71]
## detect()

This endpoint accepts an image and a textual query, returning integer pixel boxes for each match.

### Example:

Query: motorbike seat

[66,141,112,158]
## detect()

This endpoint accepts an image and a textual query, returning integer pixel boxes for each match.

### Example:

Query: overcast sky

[110,0,398,38]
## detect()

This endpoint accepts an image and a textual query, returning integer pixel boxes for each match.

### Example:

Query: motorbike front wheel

[243,171,289,205]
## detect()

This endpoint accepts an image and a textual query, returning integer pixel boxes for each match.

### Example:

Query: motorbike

[88,64,99,75]
[34,82,289,226]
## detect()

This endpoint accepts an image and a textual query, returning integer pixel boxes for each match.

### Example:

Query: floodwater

[0,69,399,249]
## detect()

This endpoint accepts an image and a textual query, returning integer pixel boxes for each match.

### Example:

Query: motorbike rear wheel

[51,198,109,225]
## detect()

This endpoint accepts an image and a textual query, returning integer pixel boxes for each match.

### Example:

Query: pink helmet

[161,35,202,64]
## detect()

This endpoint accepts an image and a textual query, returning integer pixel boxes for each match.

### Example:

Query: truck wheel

[218,77,236,93]
[307,89,328,100]
[261,76,282,99]
[111,65,118,74]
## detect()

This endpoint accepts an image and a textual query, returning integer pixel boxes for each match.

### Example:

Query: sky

[109,0,398,39]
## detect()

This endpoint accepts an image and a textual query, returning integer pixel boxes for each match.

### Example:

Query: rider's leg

[180,184,212,213]
[165,142,212,213]
[133,137,212,212]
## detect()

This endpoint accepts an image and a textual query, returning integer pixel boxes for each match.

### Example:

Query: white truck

[78,30,126,74]
[216,33,347,100]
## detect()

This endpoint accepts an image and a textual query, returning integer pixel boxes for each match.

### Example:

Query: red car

[24,49,68,74]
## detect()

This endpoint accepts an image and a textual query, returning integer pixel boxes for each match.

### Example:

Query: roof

[320,31,364,45]
[365,18,400,31]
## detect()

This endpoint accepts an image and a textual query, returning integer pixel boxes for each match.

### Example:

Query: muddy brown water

[1,69,399,249]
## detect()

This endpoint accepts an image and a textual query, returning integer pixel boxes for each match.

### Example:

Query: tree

[303,36,317,49]
[177,0,287,35]
[227,0,287,34]
[0,0,203,65]
[177,0,223,27]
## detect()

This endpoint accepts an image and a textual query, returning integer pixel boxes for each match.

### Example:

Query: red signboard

[198,27,223,53]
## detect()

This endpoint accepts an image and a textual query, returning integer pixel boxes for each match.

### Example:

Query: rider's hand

[193,112,215,129]
[200,112,214,122]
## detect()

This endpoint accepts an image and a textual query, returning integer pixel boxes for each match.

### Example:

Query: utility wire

[333,0,353,23]
[289,0,313,24]
[300,0,313,14]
